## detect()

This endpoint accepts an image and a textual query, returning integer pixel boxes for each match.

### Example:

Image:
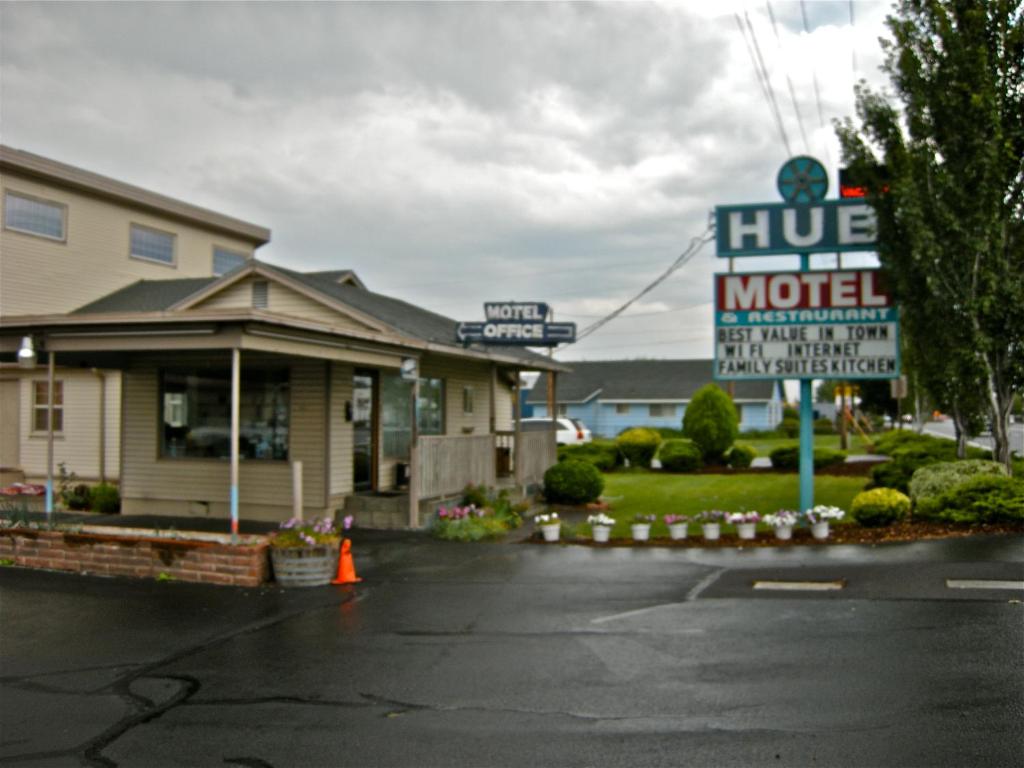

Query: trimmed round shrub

[813,418,834,435]
[908,460,1008,503]
[782,405,799,420]
[727,443,757,469]
[658,439,703,473]
[682,384,739,463]
[543,460,605,505]
[851,488,911,527]
[615,428,662,468]
[778,417,800,438]
[769,445,846,471]
[89,483,121,514]
[558,441,621,472]
[915,475,1024,524]
[64,483,92,511]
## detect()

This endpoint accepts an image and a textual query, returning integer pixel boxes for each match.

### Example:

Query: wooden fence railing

[418,434,495,499]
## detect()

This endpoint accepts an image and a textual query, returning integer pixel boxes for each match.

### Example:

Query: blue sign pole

[798,253,814,515]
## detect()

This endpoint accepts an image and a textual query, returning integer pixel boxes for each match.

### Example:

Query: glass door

[353,372,376,491]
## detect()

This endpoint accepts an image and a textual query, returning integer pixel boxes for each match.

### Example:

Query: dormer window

[130,223,176,266]
[213,247,247,276]
[252,280,269,309]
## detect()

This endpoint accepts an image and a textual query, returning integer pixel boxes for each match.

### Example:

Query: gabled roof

[0,145,270,245]
[68,260,559,369]
[526,359,777,403]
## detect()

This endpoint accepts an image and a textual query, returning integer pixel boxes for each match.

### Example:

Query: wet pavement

[1,531,1022,767]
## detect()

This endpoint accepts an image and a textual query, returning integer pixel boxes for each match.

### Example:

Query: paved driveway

[2,533,1022,767]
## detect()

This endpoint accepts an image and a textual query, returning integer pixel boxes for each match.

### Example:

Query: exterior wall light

[17,335,37,369]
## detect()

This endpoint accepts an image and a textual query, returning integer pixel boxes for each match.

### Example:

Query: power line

[735,11,792,157]
[766,0,810,153]
[559,299,713,320]
[799,0,833,167]
[571,225,713,343]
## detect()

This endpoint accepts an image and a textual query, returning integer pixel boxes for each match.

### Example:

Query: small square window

[463,386,474,415]
[130,224,175,265]
[4,191,66,241]
[556,404,568,416]
[213,247,247,276]
[649,404,673,418]
[32,380,64,432]
[615,404,630,415]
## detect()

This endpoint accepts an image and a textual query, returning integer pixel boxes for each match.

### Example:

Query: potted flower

[631,513,656,541]
[697,510,724,540]
[763,510,798,540]
[587,512,615,543]
[535,512,561,542]
[804,505,845,540]
[663,514,690,540]
[726,511,760,540]
[270,516,342,587]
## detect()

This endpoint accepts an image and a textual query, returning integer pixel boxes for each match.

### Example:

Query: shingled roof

[526,359,777,403]
[70,262,557,368]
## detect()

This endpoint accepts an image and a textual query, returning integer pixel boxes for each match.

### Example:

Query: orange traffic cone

[332,538,362,584]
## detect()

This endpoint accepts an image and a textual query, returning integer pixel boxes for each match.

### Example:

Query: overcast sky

[1,0,891,362]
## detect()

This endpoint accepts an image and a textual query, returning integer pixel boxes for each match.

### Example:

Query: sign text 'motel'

[456,302,576,346]
[715,199,877,258]
[714,269,899,380]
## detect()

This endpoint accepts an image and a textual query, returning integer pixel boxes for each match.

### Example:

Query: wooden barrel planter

[270,544,340,587]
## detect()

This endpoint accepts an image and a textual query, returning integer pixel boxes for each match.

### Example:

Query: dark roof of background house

[526,359,777,403]
[71,263,556,368]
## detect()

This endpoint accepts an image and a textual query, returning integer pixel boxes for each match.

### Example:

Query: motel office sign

[456,302,576,346]
[715,269,899,380]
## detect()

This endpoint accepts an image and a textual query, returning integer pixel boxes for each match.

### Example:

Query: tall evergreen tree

[836,0,1023,470]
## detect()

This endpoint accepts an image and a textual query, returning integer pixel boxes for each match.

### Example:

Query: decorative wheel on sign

[776,155,829,204]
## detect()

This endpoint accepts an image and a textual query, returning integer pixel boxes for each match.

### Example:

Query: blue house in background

[525,359,783,438]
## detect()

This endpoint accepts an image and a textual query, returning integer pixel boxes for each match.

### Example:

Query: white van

[520,417,593,446]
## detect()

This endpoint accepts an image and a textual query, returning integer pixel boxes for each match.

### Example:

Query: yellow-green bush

[615,428,662,468]
[851,487,911,527]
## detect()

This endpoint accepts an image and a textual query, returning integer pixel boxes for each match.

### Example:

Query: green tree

[682,384,739,463]
[836,0,1024,471]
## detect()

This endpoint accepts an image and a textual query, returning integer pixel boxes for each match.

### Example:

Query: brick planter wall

[0,528,270,587]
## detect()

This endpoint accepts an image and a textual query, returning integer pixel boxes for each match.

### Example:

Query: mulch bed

[528,520,1024,548]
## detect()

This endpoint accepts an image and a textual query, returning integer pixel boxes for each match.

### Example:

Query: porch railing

[515,429,557,486]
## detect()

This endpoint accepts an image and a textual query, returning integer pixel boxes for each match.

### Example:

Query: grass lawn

[593,471,868,539]
[741,433,875,456]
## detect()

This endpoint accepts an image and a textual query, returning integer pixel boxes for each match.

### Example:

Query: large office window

[131,224,176,265]
[380,374,444,458]
[32,381,64,432]
[213,247,247,276]
[4,191,66,241]
[161,368,289,459]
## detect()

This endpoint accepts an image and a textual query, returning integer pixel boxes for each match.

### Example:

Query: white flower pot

[702,522,721,541]
[631,523,651,541]
[592,525,611,543]
[811,521,830,540]
[774,524,793,541]
[736,522,756,540]
[668,523,688,540]
[541,524,561,542]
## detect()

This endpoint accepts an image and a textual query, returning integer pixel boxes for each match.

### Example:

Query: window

[4,191,66,241]
[160,368,290,459]
[649,404,673,418]
[213,247,247,276]
[615,404,630,415]
[463,386,474,415]
[32,381,63,432]
[252,280,269,309]
[556,404,568,416]
[130,224,175,265]
[381,375,444,458]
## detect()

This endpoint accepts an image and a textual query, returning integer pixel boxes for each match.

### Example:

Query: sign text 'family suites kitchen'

[714,269,900,380]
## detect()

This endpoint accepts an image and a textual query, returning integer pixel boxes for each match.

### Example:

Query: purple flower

[343,514,354,530]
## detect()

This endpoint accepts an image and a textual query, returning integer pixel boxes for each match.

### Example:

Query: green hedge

[908,460,1008,503]
[543,460,605,505]
[615,428,662,468]
[682,384,738,462]
[727,443,757,469]
[90,483,121,515]
[658,439,703,473]
[915,475,1024,524]
[778,417,800,438]
[869,432,994,493]
[851,487,911,527]
[769,445,846,470]
[813,418,835,435]
[558,441,621,472]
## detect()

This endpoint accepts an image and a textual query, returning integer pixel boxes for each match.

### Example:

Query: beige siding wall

[119,357,328,522]
[0,172,256,315]
[421,356,493,437]
[327,362,354,501]
[17,368,121,482]
[495,378,515,431]
[195,276,376,333]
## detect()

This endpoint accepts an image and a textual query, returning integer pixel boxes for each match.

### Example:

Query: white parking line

[945,579,1024,591]
[753,580,845,591]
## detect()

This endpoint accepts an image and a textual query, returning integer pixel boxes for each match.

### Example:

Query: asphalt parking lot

[2,532,1022,767]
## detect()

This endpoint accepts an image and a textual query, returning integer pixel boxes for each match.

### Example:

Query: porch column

[489,363,497,434]
[408,378,420,529]
[45,351,55,520]
[513,371,522,487]
[546,371,557,419]
[230,348,241,542]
